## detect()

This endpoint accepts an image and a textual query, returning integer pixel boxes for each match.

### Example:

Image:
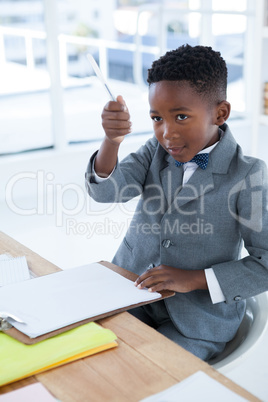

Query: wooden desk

[0,231,260,401]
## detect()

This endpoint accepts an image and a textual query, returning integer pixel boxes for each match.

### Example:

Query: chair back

[209,292,268,371]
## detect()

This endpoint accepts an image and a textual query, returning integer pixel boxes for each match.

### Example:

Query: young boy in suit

[85,44,268,361]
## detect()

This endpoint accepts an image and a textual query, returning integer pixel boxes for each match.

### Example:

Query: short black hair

[147,44,228,105]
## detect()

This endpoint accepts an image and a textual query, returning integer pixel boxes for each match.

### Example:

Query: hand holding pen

[86,53,132,145]
[86,53,132,176]
[101,95,132,145]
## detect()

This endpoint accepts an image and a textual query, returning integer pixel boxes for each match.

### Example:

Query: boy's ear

[215,101,231,126]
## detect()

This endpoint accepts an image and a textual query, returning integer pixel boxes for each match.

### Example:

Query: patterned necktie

[175,153,209,170]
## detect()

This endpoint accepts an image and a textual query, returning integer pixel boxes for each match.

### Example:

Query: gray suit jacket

[85,124,268,343]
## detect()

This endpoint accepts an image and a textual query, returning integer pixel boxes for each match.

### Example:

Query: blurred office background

[1,0,268,400]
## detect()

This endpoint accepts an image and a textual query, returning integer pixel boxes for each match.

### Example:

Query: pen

[86,53,116,101]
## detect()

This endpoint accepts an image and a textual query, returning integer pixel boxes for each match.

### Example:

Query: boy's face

[149,80,220,163]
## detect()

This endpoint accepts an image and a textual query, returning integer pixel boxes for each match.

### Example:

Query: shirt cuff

[92,155,115,183]
[205,268,226,304]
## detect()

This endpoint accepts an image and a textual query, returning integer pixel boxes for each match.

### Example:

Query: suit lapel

[159,125,238,211]
[174,166,214,209]
[159,153,184,209]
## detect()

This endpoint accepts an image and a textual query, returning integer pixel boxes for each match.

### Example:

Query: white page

[0,254,12,261]
[0,256,30,286]
[0,263,161,338]
[140,371,248,402]
[0,383,56,402]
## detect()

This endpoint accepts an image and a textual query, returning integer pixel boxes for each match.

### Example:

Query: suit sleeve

[212,159,268,304]
[85,136,158,203]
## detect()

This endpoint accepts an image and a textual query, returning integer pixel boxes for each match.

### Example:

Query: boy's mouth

[167,146,185,156]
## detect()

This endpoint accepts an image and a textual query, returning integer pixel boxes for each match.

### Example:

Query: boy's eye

[177,114,188,121]
[151,116,162,122]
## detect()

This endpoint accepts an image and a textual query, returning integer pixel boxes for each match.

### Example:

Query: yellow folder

[0,322,117,386]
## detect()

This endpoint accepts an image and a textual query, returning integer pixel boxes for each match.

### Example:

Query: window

[0,0,52,155]
[0,0,257,155]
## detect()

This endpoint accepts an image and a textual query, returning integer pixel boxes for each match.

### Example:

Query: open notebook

[0,262,171,344]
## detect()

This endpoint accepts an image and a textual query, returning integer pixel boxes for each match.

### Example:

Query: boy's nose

[163,123,179,140]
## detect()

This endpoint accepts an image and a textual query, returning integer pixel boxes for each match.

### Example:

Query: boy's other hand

[134,264,208,293]
[101,95,132,145]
